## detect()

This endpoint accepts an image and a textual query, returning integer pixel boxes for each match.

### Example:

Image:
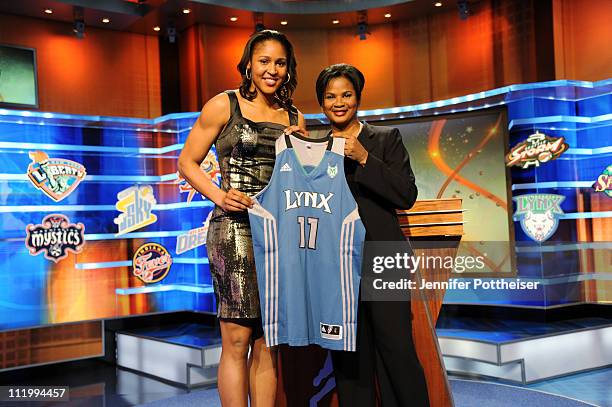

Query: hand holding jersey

[333,125,369,166]
[283,124,309,138]
[220,188,253,212]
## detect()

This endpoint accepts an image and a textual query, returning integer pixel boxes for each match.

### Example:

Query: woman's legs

[370,301,430,407]
[248,336,278,407]
[218,319,277,407]
[218,321,252,407]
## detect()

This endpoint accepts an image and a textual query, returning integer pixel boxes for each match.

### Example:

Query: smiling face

[322,76,359,128]
[247,39,288,97]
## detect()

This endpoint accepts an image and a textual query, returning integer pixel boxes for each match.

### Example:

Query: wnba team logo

[176,150,220,203]
[25,214,85,262]
[27,151,87,201]
[506,132,569,169]
[592,165,612,198]
[133,243,172,283]
[327,164,338,179]
[114,185,157,236]
[513,194,565,242]
[176,211,212,255]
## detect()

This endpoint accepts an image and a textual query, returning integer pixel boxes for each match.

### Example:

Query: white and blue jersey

[248,133,365,351]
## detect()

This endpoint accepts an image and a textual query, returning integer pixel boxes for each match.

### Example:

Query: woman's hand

[337,135,368,166]
[283,125,309,137]
[220,188,253,212]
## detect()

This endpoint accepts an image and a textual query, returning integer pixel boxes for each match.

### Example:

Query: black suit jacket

[343,122,418,241]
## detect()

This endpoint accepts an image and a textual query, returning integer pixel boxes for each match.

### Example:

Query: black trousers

[331,299,430,407]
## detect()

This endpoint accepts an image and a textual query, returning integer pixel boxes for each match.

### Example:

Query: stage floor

[0,358,609,406]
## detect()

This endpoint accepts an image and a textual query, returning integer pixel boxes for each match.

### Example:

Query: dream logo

[506,131,569,169]
[593,165,612,198]
[114,185,157,236]
[176,211,212,255]
[513,194,565,242]
[133,243,172,284]
[27,151,86,201]
[25,214,85,262]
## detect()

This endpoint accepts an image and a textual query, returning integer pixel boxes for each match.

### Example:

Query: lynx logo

[320,323,342,340]
[25,214,85,263]
[506,131,569,169]
[114,185,157,236]
[513,194,565,242]
[27,151,86,201]
[327,164,338,179]
[176,150,220,203]
[593,165,612,198]
[133,243,172,284]
[284,190,334,213]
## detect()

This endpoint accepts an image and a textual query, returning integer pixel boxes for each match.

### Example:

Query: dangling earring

[245,68,251,80]
[283,72,291,85]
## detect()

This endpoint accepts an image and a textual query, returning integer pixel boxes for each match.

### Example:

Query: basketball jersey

[248,133,365,351]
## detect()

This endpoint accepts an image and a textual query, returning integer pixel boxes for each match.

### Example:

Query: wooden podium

[275,198,463,407]
[398,198,463,407]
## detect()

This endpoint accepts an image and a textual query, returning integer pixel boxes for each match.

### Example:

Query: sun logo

[176,150,221,203]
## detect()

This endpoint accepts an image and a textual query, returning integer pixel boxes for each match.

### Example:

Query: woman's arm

[354,128,418,210]
[177,93,252,211]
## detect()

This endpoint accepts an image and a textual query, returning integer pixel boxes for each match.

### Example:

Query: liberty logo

[506,131,569,169]
[513,194,565,242]
[327,164,338,179]
[280,163,292,172]
[114,185,157,236]
[593,165,612,198]
[27,151,86,201]
[320,323,342,340]
[284,190,334,214]
[25,214,85,262]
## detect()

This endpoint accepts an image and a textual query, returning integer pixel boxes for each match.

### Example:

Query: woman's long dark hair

[237,30,297,111]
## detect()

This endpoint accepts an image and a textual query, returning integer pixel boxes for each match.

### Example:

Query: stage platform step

[116,323,221,388]
[114,316,612,387]
[436,316,612,384]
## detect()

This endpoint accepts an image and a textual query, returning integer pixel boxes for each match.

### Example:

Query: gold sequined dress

[207,90,298,318]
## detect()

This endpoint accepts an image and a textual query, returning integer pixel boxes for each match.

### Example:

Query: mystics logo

[175,150,221,203]
[27,151,87,201]
[132,243,172,284]
[506,131,569,169]
[114,185,157,236]
[25,214,85,262]
[513,194,565,242]
[592,165,612,198]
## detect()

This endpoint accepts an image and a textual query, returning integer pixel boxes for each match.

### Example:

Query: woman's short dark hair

[315,64,365,106]
[237,30,297,110]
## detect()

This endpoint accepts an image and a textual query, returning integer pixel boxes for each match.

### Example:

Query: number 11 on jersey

[297,216,319,249]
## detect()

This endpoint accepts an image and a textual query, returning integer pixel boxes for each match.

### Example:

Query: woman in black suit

[305,63,430,406]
